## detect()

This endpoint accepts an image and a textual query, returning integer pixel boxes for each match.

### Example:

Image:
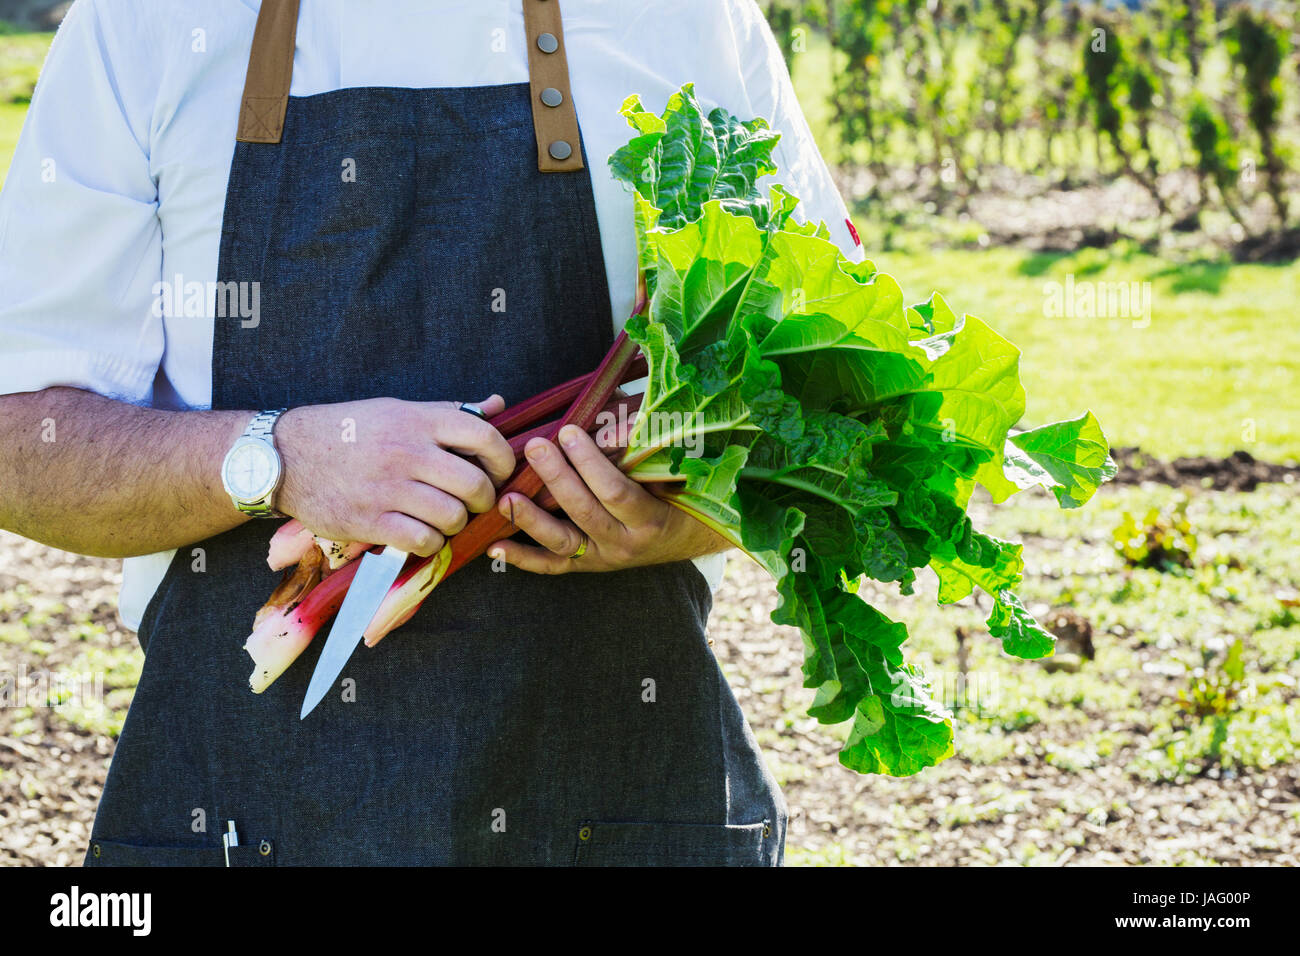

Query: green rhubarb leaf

[826,590,953,775]
[758,230,913,356]
[605,83,1111,777]
[734,482,807,581]
[909,291,961,337]
[904,314,1026,455]
[759,311,929,409]
[930,534,1026,605]
[766,183,804,234]
[975,411,1117,507]
[772,567,840,687]
[1005,411,1117,508]
[988,590,1057,659]
[609,83,782,232]
[662,446,750,544]
[645,200,766,355]
[620,311,755,468]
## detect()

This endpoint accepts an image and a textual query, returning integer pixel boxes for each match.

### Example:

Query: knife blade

[299,544,408,720]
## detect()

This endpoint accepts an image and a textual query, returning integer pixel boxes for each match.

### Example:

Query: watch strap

[244,408,286,442]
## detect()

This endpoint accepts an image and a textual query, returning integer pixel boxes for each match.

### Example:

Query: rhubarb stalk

[244,556,363,692]
[487,352,647,437]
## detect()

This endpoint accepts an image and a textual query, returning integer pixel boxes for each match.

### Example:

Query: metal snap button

[763,823,772,838]
[92,843,101,858]
[548,140,572,161]
[536,32,558,54]
[540,87,563,108]
[258,839,272,856]
[578,826,592,842]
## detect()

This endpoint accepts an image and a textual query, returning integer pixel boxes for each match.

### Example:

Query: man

[0,0,864,865]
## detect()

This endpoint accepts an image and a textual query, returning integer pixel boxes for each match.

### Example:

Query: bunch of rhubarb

[243,358,647,694]
[246,84,1116,776]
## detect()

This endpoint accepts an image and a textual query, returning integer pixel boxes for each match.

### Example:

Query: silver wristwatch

[221,408,288,518]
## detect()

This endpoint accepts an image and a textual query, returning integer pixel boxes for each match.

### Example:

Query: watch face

[223,439,280,503]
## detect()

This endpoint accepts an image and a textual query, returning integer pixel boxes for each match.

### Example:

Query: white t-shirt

[0,0,865,631]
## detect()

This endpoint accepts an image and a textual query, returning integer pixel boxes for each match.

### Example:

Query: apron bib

[85,0,786,866]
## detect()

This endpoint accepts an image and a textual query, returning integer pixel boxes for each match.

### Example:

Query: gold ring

[568,534,589,559]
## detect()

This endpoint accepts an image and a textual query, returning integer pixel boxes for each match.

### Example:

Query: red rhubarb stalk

[439,329,641,581]
[488,353,647,437]
[506,392,642,457]
[315,537,369,570]
[246,393,647,679]
[362,545,453,646]
[245,556,364,692]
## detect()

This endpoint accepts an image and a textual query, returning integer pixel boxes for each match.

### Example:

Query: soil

[1108,447,1300,492]
[0,533,125,866]
[834,164,1297,262]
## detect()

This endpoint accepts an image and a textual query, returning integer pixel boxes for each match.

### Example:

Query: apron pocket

[85,838,276,867]
[572,819,775,867]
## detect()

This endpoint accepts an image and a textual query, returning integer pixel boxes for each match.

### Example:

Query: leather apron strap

[521,0,585,172]
[235,0,586,173]
[235,0,300,144]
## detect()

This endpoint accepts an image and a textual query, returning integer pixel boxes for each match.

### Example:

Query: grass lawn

[714,479,1300,866]
[868,244,1300,463]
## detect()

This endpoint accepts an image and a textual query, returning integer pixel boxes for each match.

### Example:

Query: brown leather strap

[522,0,585,173]
[236,0,301,144]
[236,0,582,168]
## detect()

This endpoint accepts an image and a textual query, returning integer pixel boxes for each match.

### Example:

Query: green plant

[829,0,892,175]
[1125,38,1161,179]
[1113,496,1197,571]
[1178,638,1247,720]
[1081,12,1168,215]
[1142,637,1280,774]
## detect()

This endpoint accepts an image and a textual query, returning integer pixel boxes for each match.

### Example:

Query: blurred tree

[1228,7,1290,226]
[829,0,893,179]
[1187,94,1250,234]
[1081,9,1169,214]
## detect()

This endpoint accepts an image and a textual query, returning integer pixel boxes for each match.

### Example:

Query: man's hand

[0,387,513,560]
[276,395,515,557]
[486,424,732,574]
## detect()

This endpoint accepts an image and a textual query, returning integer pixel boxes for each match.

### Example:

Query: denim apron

[83,0,786,866]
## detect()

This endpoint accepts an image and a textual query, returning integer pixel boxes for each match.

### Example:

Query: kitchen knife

[299,544,407,720]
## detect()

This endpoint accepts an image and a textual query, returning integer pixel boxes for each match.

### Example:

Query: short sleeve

[0,0,163,402]
[724,0,865,262]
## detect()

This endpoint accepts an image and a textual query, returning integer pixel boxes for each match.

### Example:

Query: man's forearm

[0,386,253,558]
